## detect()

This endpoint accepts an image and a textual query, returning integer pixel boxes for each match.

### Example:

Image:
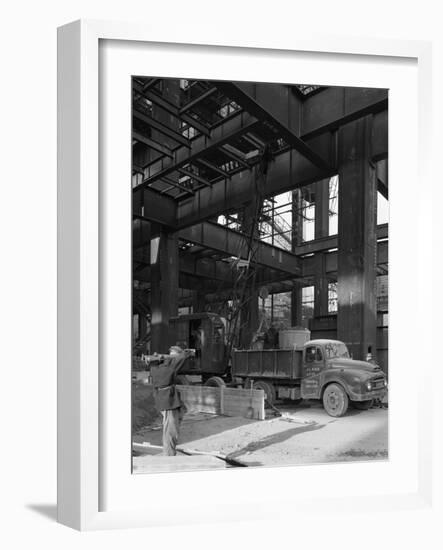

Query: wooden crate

[177,385,265,420]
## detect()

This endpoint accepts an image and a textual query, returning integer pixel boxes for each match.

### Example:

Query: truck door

[301,345,324,399]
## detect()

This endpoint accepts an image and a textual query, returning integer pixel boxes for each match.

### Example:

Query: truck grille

[371,377,385,390]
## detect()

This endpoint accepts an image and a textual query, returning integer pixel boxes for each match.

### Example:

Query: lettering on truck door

[301,345,324,399]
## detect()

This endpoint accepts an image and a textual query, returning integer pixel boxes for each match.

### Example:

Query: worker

[190,326,203,358]
[263,325,279,349]
[150,345,194,456]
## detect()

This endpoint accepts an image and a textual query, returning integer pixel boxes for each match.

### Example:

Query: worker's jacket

[150,352,190,411]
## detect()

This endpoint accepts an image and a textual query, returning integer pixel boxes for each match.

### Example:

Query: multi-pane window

[376,275,388,312]
[261,192,293,250]
[328,281,338,313]
[302,286,315,323]
[301,189,316,242]
[329,176,339,236]
[292,186,315,243]
[261,292,291,328]
[272,292,291,327]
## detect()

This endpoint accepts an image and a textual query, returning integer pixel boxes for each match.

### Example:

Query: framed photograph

[57,19,434,530]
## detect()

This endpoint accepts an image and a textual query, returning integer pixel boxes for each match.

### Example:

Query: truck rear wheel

[204,376,226,388]
[252,381,276,407]
[322,383,349,417]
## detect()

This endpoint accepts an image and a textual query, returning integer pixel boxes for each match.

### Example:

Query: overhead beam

[178,279,302,306]
[179,87,217,114]
[174,141,335,229]
[177,168,213,188]
[135,239,388,292]
[179,221,301,275]
[134,216,387,272]
[295,223,388,256]
[134,217,301,275]
[134,252,292,287]
[141,78,160,92]
[133,188,176,227]
[132,131,173,158]
[159,177,195,196]
[196,158,230,179]
[133,80,210,137]
[133,112,259,189]
[219,144,250,167]
[133,108,191,148]
[301,87,388,139]
[215,81,332,171]
[302,240,388,277]
[134,111,387,230]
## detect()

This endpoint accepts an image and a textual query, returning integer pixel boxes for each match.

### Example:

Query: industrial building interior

[131,77,389,377]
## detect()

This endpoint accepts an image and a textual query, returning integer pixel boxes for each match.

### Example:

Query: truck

[231,339,387,417]
[165,313,388,417]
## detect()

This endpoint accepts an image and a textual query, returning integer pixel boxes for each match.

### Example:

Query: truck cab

[168,313,226,380]
[301,339,387,416]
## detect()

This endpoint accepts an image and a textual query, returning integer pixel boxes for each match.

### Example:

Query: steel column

[337,116,378,361]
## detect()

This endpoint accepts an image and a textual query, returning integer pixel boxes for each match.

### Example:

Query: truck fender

[320,379,350,399]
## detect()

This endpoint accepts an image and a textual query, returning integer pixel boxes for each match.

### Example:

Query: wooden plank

[133,441,248,467]
[133,454,227,473]
[133,383,265,421]
[177,385,265,420]
[177,385,220,414]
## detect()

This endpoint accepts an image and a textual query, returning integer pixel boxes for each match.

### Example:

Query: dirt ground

[133,400,388,472]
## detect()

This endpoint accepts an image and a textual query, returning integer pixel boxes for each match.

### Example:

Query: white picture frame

[57,19,435,531]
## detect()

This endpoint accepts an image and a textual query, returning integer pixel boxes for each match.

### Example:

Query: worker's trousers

[162,406,185,456]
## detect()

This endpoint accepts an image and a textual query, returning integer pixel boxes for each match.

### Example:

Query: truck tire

[322,383,349,417]
[352,399,373,410]
[252,380,276,407]
[204,376,226,388]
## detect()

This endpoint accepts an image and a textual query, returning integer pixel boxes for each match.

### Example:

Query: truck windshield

[324,342,350,359]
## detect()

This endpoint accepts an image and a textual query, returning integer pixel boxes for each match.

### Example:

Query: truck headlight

[366,381,372,391]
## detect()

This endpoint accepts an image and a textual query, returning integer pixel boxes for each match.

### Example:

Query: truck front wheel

[322,383,349,417]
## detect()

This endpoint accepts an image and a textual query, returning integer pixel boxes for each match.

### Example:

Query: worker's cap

[169,345,183,354]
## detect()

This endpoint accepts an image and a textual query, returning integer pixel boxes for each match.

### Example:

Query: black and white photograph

[3,0,439,542]
[131,77,389,474]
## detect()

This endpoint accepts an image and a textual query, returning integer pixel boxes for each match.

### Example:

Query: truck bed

[232,349,303,381]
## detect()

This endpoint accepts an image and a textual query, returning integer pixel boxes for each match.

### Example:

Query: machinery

[167,313,227,383]
[162,313,388,416]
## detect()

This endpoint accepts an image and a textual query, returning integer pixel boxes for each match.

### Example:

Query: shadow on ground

[26,504,57,522]
[228,421,324,459]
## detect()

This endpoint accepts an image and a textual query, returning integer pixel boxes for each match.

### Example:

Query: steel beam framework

[214,81,333,171]
[134,119,387,229]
